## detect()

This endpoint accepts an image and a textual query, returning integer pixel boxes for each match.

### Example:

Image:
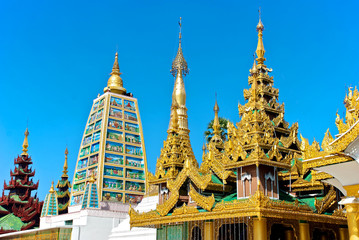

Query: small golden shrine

[130,17,349,240]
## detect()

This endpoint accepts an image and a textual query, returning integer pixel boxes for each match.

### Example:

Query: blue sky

[0,0,358,200]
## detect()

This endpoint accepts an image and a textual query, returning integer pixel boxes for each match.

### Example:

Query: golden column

[284,229,295,240]
[204,221,214,240]
[253,217,267,240]
[342,185,359,240]
[346,202,359,240]
[339,227,349,240]
[298,222,310,240]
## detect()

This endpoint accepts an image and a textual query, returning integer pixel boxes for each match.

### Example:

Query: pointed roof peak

[112,52,119,73]
[21,128,29,156]
[255,9,266,66]
[257,8,264,31]
[213,97,221,137]
[62,147,69,177]
[250,54,258,75]
[171,17,189,77]
[49,181,55,193]
[104,52,126,95]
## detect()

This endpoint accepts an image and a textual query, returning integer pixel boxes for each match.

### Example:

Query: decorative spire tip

[21,128,29,156]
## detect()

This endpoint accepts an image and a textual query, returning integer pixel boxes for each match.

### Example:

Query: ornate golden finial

[89,172,96,183]
[213,97,221,136]
[62,147,69,177]
[21,128,29,156]
[249,54,258,75]
[202,143,206,160]
[104,52,127,95]
[49,181,55,193]
[256,9,266,66]
[171,17,189,77]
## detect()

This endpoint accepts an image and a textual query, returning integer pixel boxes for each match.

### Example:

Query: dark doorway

[270,224,294,240]
[313,228,336,240]
[191,226,202,240]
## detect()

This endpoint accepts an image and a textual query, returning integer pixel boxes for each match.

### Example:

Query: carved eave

[327,119,359,153]
[303,154,353,169]
[150,159,213,217]
[224,159,290,170]
[130,190,346,227]
[201,148,236,183]
[189,185,215,211]
[315,186,337,214]
[290,177,324,192]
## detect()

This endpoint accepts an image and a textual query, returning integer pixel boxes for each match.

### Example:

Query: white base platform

[108,195,158,240]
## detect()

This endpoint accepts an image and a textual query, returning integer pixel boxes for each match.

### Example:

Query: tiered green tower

[70,53,147,206]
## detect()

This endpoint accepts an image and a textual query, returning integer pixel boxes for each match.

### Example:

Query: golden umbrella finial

[62,147,69,177]
[21,128,29,156]
[256,8,266,66]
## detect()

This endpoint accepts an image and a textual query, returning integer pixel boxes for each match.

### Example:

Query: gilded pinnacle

[21,128,29,156]
[49,181,55,193]
[62,147,69,177]
[104,52,127,95]
[250,54,258,75]
[212,99,221,138]
[255,15,266,66]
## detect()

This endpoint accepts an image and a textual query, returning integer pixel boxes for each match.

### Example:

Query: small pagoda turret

[0,129,43,234]
[56,148,71,214]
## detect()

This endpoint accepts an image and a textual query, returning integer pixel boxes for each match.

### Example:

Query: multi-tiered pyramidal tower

[70,53,147,206]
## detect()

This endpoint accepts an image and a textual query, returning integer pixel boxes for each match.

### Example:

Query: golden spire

[49,181,55,193]
[170,18,189,133]
[213,98,221,137]
[21,128,29,156]
[104,52,127,95]
[256,9,266,66]
[62,147,69,177]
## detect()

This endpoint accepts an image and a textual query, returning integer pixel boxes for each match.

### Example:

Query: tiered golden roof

[201,17,302,181]
[130,16,347,233]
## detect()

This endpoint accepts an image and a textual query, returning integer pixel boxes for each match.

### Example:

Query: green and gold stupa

[70,53,147,206]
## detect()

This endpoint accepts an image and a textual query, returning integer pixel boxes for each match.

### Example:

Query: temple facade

[0,129,43,234]
[129,18,349,240]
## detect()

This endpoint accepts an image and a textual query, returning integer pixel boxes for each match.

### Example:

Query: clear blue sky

[0,0,358,200]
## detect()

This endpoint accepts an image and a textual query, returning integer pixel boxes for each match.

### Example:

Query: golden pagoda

[129,17,348,240]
